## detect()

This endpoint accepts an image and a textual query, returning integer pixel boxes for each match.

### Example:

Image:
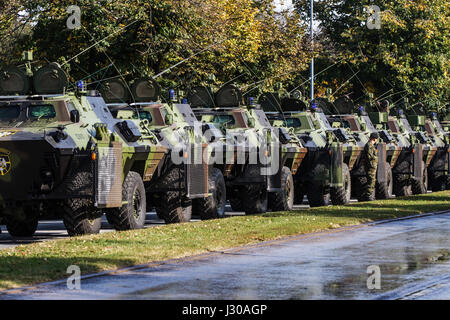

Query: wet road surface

[2,211,449,300]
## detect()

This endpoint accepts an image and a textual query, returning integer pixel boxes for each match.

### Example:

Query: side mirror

[70,109,80,123]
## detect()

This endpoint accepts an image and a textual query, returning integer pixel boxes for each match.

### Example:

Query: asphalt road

[2,210,449,300]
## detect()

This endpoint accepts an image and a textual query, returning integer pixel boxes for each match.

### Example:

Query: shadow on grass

[0,256,137,291]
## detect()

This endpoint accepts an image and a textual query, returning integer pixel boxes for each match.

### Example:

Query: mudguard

[95,141,123,208]
[185,144,209,199]
[330,142,344,188]
[413,143,424,179]
[268,146,283,190]
[376,143,387,183]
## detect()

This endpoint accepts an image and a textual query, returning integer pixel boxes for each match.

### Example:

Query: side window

[0,105,20,121]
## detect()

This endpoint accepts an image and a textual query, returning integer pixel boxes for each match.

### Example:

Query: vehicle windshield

[213,115,235,126]
[361,116,376,132]
[134,110,152,121]
[400,118,414,133]
[0,103,57,124]
[317,112,332,130]
[28,104,56,120]
[0,105,20,122]
[433,120,445,134]
[283,118,302,128]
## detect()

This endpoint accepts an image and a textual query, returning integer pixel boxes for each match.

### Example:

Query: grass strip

[0,191,448,290]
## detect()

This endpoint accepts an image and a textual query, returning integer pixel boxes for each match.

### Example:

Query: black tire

[106,171,146,230]
[331,163,351,205]
[429,171,446,192]
[240,165,268,214]
[268,167,294,211]
[155,195,192,224]
[412,162,428,195]
[63,168,102,236]
[307,183,330,207]
[243,184,268,214]
[293,181,305,205]
[393,160,412,197]
[154,167,192,224]
[376,162,393,199]
[229,188,245,212]
[306,163,330,207]
[5,212,38,237]
[193,168,226,220]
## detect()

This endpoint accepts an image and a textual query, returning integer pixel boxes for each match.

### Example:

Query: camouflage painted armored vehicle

[0,63,169,237]
[100,78,213,222]
[259,92,361,206]
[188,84,307,214]
[376,103,437,196]
[407,107,450,191]
[325,97,402,200]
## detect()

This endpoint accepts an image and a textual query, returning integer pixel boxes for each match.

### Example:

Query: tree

[294,0,449,110]
[0,0,311,95]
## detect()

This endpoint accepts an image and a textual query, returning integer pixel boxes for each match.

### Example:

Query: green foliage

[294,0,449,112]
[0,0,311,94]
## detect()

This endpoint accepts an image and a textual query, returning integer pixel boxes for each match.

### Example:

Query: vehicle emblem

[0,150,11,175]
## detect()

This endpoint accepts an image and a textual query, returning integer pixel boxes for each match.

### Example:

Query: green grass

[0,191,448,290]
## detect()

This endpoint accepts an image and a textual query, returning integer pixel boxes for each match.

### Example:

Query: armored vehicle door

[376,143,387,184]
[330,143,344,188]
[413,143,424,179]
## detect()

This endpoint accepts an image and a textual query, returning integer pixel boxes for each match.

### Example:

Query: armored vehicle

[325,97,402,200]
[375,104,437,196]
[0,63,173,237]
[188,84,307,214]
[408,109,450,191]
[259,92,361,206]
[100,78,215,222]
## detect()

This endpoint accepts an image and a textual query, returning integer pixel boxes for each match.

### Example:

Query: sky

[273,0,294,12]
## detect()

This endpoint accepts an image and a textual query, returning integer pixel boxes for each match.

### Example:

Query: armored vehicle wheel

[376,162,393,199]
[193,168,226,220]
[155,195,192,224]
[412,162,428,195]
[229,188,245,212]
[269,166,294,211]
[394,175,412,197]
[243,184,268,214]
[5,213,38,237]
[331,163,351,205]
[306,163,330,207]
[63,168,102,236]
[239,165,268,214]
[106,171,146,230]
[429,171,446,192]
[294,182,305,205]
[306,183,330,207]
[154,167,192,223]
[393,160,412,197]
